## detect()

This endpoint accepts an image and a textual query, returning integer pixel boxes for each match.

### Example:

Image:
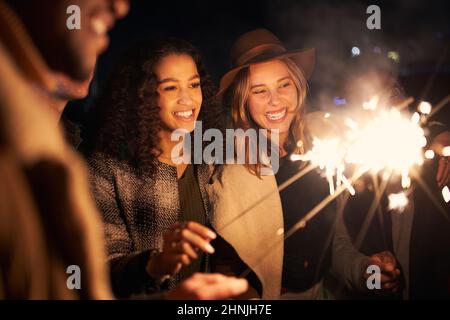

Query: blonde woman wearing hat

[208,29,335,299]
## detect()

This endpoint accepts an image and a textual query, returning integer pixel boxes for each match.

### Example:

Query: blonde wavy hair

[223,57,310,177]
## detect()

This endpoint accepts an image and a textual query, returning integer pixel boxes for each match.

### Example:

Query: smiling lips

[173,109,196,121]
[265,107,287,122]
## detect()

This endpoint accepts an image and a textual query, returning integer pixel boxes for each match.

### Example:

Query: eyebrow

[250,76,291,89]
[158,74,200,84]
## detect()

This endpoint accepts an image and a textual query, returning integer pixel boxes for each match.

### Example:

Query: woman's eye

[190,82,201,89]
[280,82,291,88]
[163,86,177,91]
[253,89,266,95]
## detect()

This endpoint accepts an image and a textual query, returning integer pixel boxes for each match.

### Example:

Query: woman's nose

[178,89,194,106]
[268,90,281,106]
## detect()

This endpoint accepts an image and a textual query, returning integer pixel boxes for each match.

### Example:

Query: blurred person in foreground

[0,0,247,299]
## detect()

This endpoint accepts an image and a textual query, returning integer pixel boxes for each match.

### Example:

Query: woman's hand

[146,221,216,279]
[167,273,248,300]
[362,251,402,295]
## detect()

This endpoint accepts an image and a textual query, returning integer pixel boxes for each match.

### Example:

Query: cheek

[157,96,175,125]
[157,94,173,112]
[285,113,296,127]
[284,89,298,107]
[193,90,203,106]
[248,98,266,120]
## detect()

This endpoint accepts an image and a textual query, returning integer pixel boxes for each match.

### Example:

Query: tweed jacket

[88,154,213,298]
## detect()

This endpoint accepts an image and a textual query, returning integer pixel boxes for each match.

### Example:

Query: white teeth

[265,108,287,121]
[174,110,194,118]
[91,17,107,36]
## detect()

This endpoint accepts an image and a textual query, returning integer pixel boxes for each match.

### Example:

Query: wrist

[356,256,372,291]
[146,250,172,284]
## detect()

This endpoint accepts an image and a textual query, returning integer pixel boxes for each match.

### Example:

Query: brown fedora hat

[218,28,315,96]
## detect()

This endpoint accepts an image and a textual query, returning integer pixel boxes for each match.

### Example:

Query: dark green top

[178,164,207,279]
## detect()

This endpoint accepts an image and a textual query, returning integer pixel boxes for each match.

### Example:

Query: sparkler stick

[394,96,414,111]
[216,163,316,233]
[372,174,389,250]
[410,170,450,222]
[287,169,366,237]
[239,169,366,278]
[354,171,391,250]
[427,94,450,119]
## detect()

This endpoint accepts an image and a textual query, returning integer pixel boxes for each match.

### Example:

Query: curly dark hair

[87,38,224,176]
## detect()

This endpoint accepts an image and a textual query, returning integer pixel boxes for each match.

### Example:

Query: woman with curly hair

[87,38,224,298]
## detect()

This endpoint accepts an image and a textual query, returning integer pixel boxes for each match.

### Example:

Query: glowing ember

[443,146,450,157]
[295,99,428,196]
[346,109,425,183]
[388,192,409,212]
[363,95,379,110]
[411,112,421,124]
[424,150,435,159]
[291,138,350,195]
[418,101,432,115]
[443,186,450,203]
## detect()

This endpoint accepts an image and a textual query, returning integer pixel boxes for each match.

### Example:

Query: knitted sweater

[88,154,212,298]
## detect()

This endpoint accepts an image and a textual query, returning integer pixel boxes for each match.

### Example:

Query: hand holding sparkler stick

[167,273,248,300]
[146,221,216,280]
[362,251,402,294]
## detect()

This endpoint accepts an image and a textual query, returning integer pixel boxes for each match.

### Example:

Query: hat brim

[218,47,316,97]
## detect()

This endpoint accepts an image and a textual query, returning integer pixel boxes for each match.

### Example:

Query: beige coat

[208,165,284,299]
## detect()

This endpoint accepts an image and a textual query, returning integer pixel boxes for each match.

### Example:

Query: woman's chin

[172,122,196,134]
[262,122,291,134]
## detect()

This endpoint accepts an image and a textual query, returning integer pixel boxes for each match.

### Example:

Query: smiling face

[155,54,202,134]
[11,0,130,83]
[247,60,299,134]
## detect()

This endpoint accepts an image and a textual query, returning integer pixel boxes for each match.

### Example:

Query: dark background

[64,0,450,128]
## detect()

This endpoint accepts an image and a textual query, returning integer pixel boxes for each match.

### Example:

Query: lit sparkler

[291,138,353,195]
[443,186,450,203]
[233,94,449,280]
[388,191,409,212]
[294,98,433,198]
[345,108,426,188]
[443,146,450,157]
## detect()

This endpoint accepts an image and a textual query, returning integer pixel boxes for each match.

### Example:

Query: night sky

[65,0,450,126]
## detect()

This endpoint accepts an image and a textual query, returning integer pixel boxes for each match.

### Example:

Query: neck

[270,130,289,157]
[156,130,183,164]
[48,97,67,123]
[263,129,289,158]
[157,129,190,178]
[33,86,68,124]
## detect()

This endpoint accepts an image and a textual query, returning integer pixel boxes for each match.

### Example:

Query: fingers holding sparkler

[363,251,402,294]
